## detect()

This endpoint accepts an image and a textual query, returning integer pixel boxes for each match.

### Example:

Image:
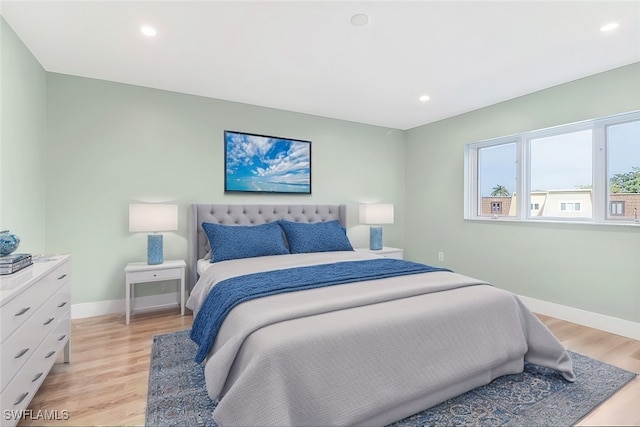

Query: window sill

[465,217,640,228]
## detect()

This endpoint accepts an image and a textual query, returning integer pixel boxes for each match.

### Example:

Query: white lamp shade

[359,204,394,225]
[129,204,178,232]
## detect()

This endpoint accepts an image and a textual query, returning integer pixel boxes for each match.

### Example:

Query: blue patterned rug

[146,329,636,426]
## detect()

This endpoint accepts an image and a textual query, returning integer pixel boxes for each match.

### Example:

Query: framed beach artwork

[224,130,312,194]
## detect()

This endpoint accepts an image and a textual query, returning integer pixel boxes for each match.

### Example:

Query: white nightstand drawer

[376,252,403,260]
[355,247,404,260]
[126,267,181,283]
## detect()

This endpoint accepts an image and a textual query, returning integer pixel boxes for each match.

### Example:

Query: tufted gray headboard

[189,204,347,290]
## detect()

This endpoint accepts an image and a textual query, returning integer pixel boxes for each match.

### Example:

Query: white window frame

[464,110,640,226]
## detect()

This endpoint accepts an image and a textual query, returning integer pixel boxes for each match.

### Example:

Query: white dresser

[0,255,71,426]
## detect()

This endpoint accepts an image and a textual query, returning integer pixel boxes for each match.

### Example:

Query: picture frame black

[224,130,311,194]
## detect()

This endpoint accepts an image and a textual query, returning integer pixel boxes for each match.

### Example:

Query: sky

[479,120,639,196]
[225,131,311,193]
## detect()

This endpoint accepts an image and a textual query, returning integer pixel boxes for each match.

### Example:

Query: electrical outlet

[438,251,445,261]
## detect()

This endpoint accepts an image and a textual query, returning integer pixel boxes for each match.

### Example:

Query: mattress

[197,258,213,276]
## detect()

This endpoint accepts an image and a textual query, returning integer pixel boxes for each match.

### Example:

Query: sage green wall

[0,18,47,254]
[405,63,640,323]
[4,15,638,324]
[45,73,406,304]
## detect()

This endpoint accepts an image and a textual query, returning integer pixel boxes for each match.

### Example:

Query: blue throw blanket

[190,258,451,363]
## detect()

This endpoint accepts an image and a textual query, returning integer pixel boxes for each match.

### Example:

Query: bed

[186,204,575,426]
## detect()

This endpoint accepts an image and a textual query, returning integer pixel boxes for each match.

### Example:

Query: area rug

[146,329,636,427]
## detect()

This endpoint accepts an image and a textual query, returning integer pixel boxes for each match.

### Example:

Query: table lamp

[359,204,394,250]
[129,203,178,265]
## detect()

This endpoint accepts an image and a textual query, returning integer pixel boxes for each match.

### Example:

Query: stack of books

[0,253,33,275]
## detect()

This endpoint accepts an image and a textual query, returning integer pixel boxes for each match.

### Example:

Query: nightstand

[124,260,186,324]
[355,247,404,260]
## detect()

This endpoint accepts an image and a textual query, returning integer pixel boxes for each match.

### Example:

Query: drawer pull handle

[15,307,31,316]
[58,334,67,341]
[32,372,43,382]
[14,392,29,406]
[45,351,56,359]
[43,317,55,325]
[57,274,67,280]
[14,348,29,359]
[58,301,68,308]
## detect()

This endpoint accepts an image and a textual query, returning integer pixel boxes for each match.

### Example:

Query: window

[560,202,581,211]
[530,129,592,219]
[606,119,640,220]
[476,141,517,218]
[464,111,640,225]
[610,201,625,216]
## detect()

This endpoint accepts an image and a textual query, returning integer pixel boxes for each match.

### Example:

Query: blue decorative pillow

[202,222,289,263]
[278,220,354,254]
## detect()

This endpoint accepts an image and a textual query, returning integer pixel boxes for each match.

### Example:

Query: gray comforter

[187,252,575,426]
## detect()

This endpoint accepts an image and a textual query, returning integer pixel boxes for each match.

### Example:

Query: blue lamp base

[369,226,383,250]
[147,234,163,265]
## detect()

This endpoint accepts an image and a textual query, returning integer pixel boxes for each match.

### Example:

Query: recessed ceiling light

[351,14,369,26]
[140,25,157,37]
[600,22,619,32]
[419,95,430,102]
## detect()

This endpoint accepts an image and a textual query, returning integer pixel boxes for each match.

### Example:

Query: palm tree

[491,185,510,197]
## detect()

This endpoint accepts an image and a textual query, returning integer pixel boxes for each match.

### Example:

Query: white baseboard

[71,291,181,319]
[519,295,640,341]
[71,292,638,341]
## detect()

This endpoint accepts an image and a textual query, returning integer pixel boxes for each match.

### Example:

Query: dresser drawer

[0,281,70,391]
[1,365,39,423]
[37,312,71,370]
[127,267,182,283]
[0,314,70,424]
[1,262,70,343]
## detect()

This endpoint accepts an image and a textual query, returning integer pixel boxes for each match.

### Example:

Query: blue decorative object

[278,220,354,254]
[359,204,394,251]
[202,222,289,263]
[369,226,383,250]
[0,230,20,256]
[148,234,163,265]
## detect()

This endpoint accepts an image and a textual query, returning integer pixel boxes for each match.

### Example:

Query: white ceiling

[2,1,639,130]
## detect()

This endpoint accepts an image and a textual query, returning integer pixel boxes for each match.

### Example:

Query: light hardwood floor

[15,309,640,426]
